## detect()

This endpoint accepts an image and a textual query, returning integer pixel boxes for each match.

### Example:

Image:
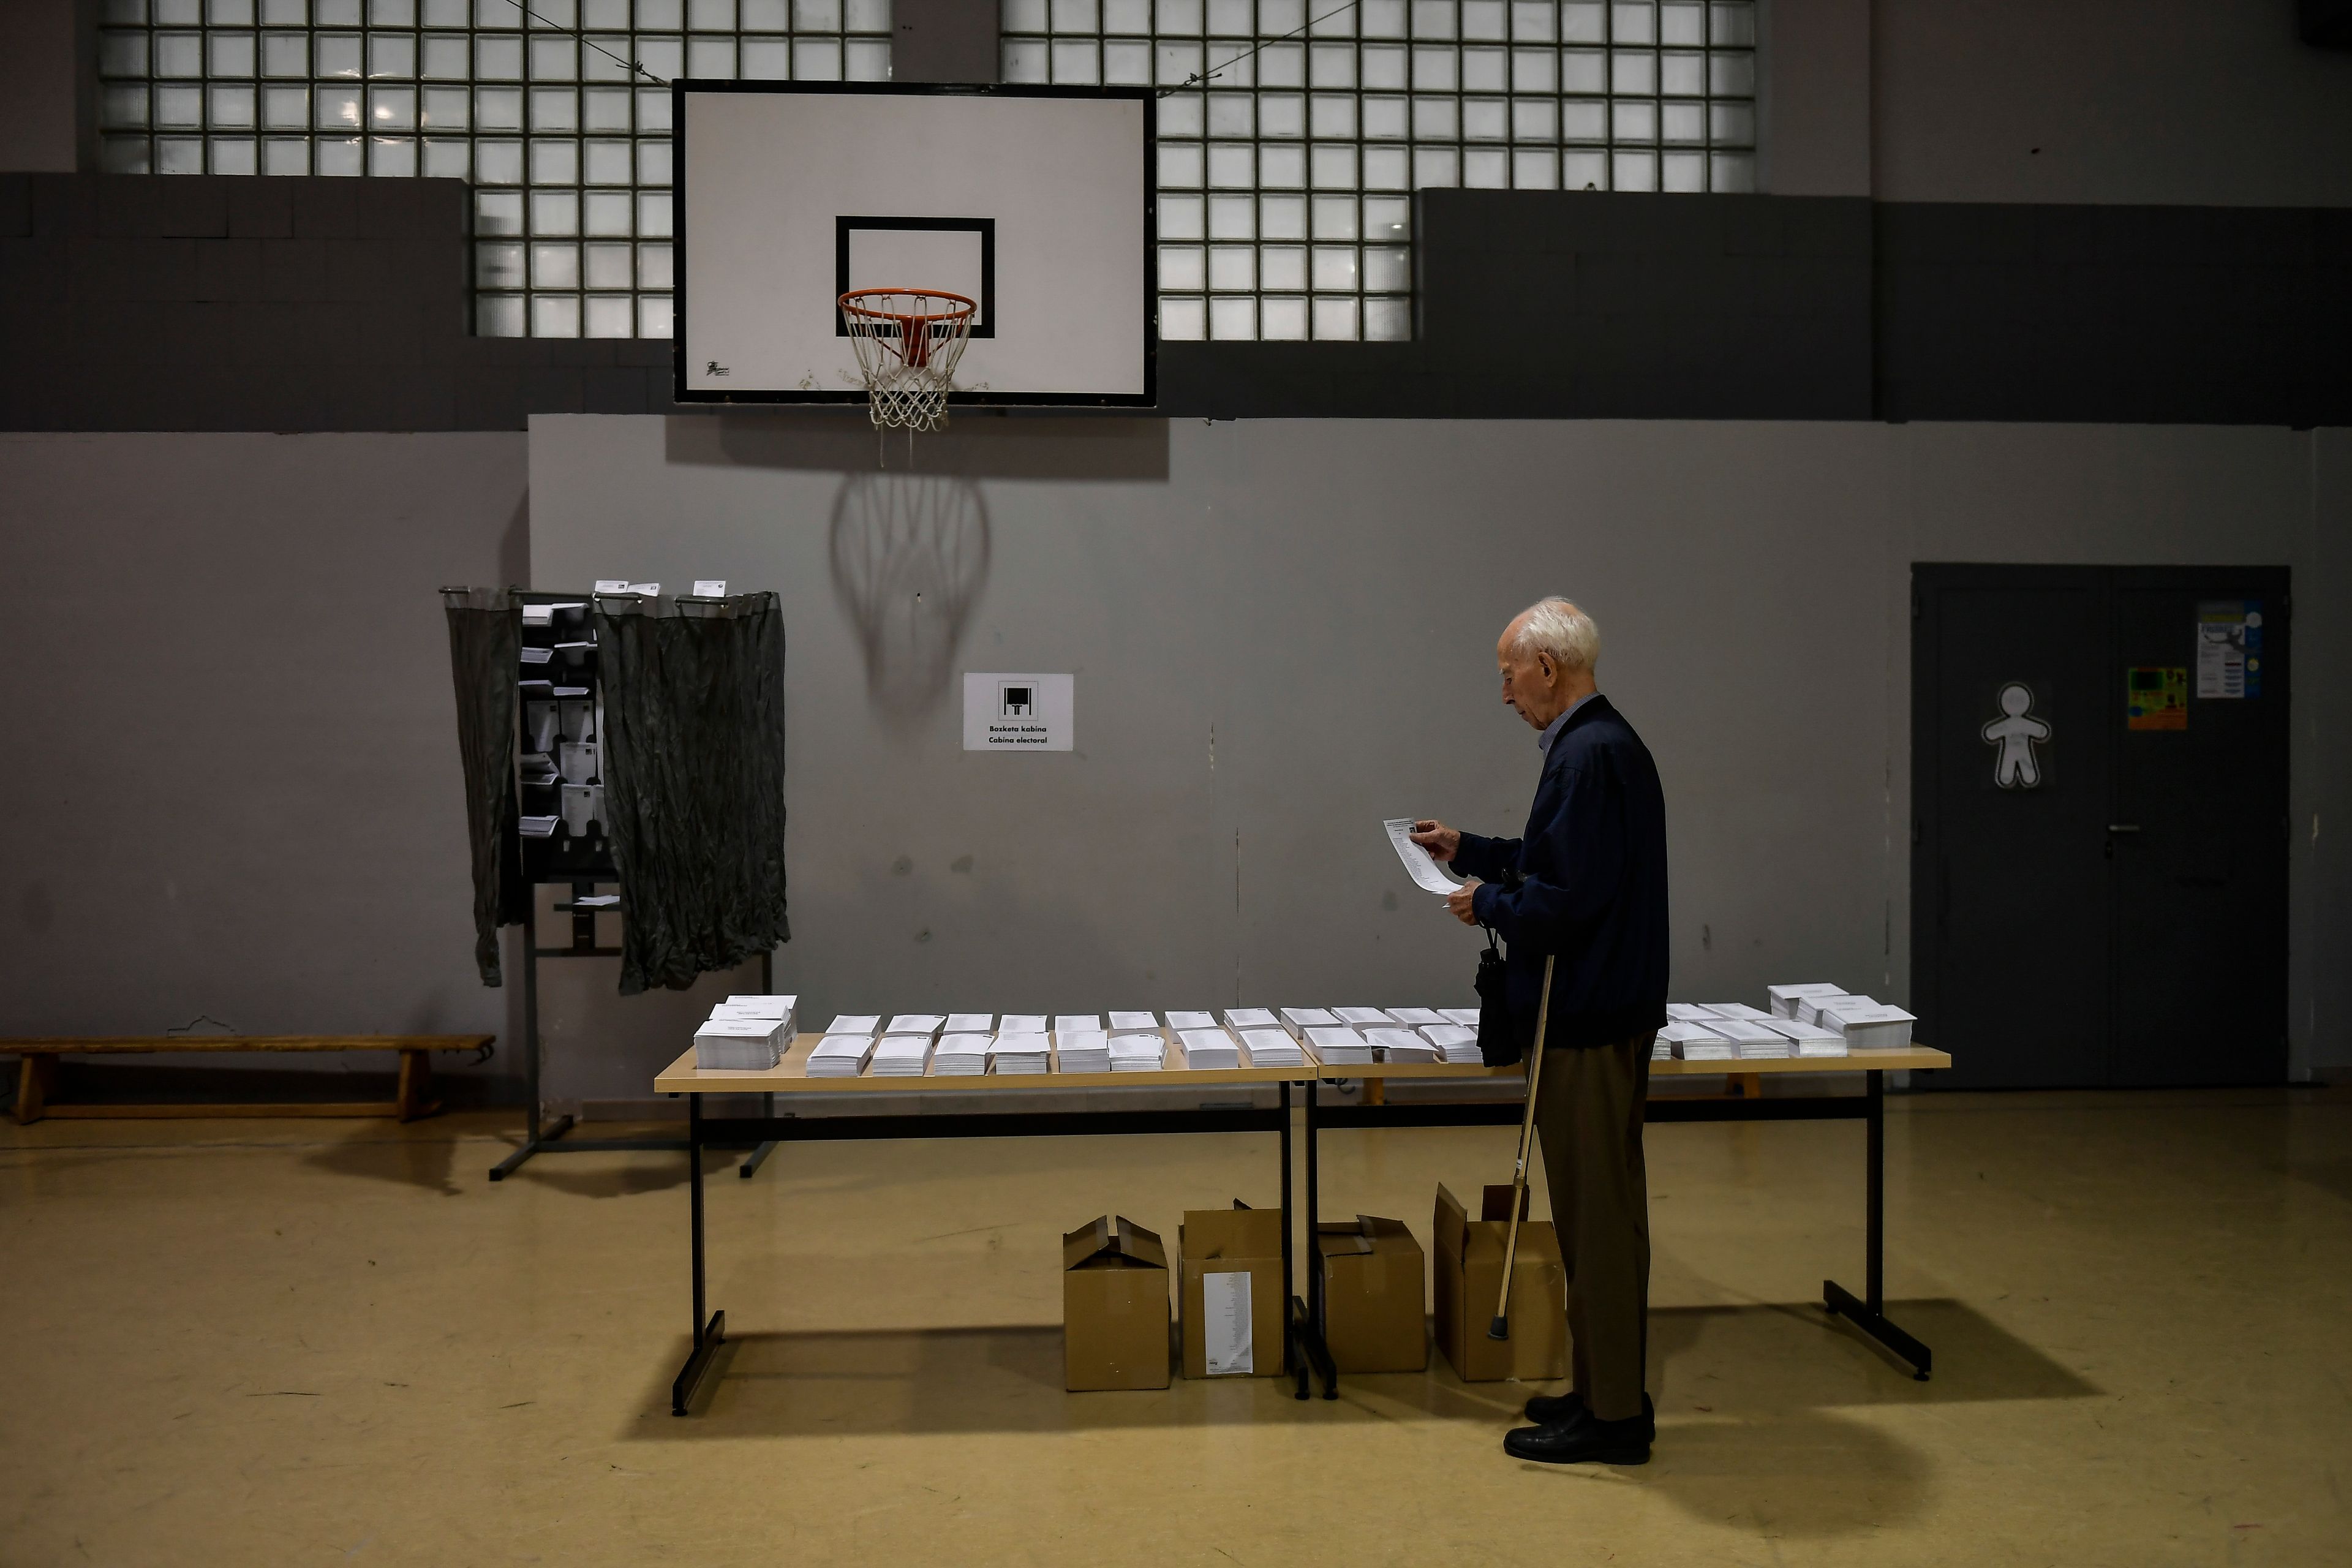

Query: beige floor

[3,1088,2348,1567]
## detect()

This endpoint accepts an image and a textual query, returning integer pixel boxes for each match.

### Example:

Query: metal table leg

[1292,1077,1337,1400]
[739,1091,780,1178]
[1823,1069,1932,1379]
[671,1095,727,1414]
[1281,1080,1309,1400]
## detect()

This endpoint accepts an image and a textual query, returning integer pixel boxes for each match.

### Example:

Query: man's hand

[1446,877,1482,927]
[1410,820,1461,862]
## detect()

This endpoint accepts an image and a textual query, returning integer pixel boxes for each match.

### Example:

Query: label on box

[1202,1270,1253,1375]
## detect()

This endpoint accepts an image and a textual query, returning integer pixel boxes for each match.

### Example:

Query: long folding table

[653,1036,1951,1414]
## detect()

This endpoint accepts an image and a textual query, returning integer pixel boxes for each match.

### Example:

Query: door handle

[2107,824,2141,833]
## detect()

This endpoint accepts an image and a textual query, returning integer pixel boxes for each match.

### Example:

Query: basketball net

[839,288,977,437]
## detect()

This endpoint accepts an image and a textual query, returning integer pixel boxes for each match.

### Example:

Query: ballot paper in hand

[1384,818,1463,895]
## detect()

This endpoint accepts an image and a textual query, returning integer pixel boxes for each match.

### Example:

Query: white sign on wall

[962,673,1074,752]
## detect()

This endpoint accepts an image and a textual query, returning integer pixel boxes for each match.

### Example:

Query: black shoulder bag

[1474,924,1524,1067]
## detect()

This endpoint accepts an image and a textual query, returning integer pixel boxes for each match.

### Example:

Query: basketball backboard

[674,82,1156,408]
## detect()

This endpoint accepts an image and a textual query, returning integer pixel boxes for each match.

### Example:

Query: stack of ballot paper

[1107,1011,1159,1031]
[1366,1027,1437,1064]
[1705,1003,1773,1023]
[990,1032,1051,1074]
[1652,1037,1673,1061]
[1334,1006,1394,1029]
[929,1033,990,1076]
[717,994,796,1020]
[1439,1008,1479,1030]
[694,1014,785,1071]
[884,1014,944,1041]
[1795,993,1872,1028]
[806,1034,878,1077]
[824,1014,881,1037]
[1179,1028,1239,1069]
[1107,1032,1164,1072]
[867,1035,935,1077]
[1055,1030,1110,1073]
[1420,1024,1482,1064]
[1000,1014,1049,1036]
[1768,982,1849,1019]
[1818,1000,1917,1050]
[944,1012,995,1035]
[1665,1003,1717,1023]
[1761,1017,1848,1057]
[1223,1008,1280,1031]
[1055,1014,1102,1038]
[1164,1011,1217,1031]
[1238,1028,1303,1067]
[1303,1026,1374,1066]
[1280,1007,1340,1037]
[1658,1021,1735,1061]
[1711,1019,1790,1059]
[519,816,559,838]
[1387,1006,1449,1029]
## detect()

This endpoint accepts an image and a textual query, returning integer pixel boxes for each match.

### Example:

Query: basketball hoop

[838,288,978,434]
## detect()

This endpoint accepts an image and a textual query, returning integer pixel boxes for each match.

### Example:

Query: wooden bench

[5,1036,494,1125]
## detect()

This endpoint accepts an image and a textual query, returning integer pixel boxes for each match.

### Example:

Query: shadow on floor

[302,1125,462,1197]
[631,1297,2095,1444]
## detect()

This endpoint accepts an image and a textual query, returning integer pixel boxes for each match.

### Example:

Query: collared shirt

[1537,691,1599,756]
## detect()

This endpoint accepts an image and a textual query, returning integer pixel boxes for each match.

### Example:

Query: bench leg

[14,1057,57,1125]
[395,1049,438,1122]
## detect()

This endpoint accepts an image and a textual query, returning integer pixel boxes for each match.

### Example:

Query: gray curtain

[442,586,524,986]
[594,591,790,994]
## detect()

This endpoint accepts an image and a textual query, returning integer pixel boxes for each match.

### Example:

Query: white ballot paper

[1202,1269,1254,1376]
[1384,818,1463,895]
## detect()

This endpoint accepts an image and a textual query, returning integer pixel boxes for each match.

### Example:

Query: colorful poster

[2127,666,2187,731]
[2196,601,2263,699]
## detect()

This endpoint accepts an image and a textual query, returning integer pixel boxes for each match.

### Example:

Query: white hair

[1508,597,1600,673]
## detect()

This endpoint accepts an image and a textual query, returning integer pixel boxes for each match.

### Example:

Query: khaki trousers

[1532,1032,1653,1422]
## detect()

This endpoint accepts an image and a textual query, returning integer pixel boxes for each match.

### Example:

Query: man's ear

[1536,652,1556,682]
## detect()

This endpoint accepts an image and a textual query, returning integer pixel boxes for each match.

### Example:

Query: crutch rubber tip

[1487,1315,1510,1341]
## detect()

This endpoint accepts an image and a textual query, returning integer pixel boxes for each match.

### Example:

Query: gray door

[1912,565,2291,1089]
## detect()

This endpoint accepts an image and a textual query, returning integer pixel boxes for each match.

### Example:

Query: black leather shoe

[1521,1389,1655,1441]
[1503,1410,1652,1466]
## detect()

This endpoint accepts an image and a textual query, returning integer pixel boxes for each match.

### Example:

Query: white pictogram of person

[1981,683,2051,788]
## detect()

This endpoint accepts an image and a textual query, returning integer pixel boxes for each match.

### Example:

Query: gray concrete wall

[0,431,530,1090]
[1872,0,2352,207]
[528,413,2349,1104]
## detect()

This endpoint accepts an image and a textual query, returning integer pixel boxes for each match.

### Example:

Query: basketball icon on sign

[999,684,1034,717]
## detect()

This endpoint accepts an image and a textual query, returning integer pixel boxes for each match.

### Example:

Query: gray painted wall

[1871,0,2352,206]
[0,432,530,1088]
[529,414,2349,1104]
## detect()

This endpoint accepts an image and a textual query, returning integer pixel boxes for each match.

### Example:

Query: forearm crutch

[1489,953,1556,1341]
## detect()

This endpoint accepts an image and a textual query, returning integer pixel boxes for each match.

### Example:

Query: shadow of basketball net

[829,469,991,720]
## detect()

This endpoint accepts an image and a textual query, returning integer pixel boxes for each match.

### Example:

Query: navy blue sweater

[1457,694,1670,1049]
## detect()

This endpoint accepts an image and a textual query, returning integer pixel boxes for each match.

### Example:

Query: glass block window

[94,0,893,339]
[1001,0,1757,341]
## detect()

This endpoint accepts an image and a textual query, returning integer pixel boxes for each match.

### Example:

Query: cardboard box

[1178,1206,1287,1378]
[1431,1183,1567,1382]
[1062,1216,1171,1392]
[1313,1215,1428,1373]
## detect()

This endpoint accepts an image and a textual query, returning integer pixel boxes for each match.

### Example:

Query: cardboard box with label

[1431,1183,1567,1382]
[1313,1215,1428,1373]
[1178,1206,1287,1378]
[1062,1215,1171,1392]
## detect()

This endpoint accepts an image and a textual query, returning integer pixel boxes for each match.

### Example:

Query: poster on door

[2195,601,2263,699]
[2126,666,2187,731]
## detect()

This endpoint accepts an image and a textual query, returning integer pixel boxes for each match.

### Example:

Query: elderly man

[1412,597,1668,1466]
